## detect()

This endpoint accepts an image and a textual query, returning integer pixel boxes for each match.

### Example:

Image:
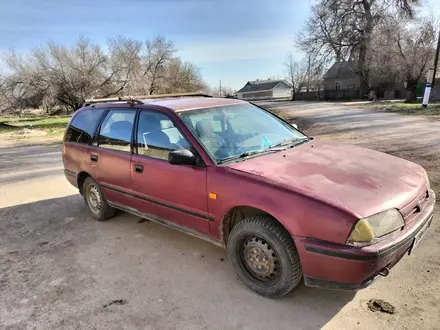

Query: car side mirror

[168,149,196,166]
[291,123,298,129]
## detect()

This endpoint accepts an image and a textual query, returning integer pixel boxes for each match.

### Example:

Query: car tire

[82,176,116,221]
[227,215,302,298]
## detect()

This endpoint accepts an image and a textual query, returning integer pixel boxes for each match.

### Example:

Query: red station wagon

[62,93,436,298]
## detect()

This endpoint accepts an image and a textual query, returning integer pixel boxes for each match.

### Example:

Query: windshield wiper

[217,148,285,164]
[269,137,310,149]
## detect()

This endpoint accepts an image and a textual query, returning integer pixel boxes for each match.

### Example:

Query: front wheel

[227,216,302,298]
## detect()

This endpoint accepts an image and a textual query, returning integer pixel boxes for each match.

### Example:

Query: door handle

[133,164,144,173]
[91,154,98,162]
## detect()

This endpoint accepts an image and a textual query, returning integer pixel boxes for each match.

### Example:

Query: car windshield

[179,103,309,163]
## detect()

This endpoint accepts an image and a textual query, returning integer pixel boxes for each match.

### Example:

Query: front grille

[402,190,429,222]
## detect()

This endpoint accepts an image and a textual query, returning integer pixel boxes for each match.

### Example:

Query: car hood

[226,139,427,218]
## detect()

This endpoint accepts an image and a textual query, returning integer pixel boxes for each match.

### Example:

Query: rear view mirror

[168,149,196,166]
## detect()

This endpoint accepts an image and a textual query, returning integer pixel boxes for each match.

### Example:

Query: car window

[186,112,222,133]
[65,109,106,144]
[179,103,307,162]
[136,111,190,160]
[98,110,136,152]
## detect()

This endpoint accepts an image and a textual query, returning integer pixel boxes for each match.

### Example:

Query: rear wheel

[82,177,116,221]
[227,215,302,298]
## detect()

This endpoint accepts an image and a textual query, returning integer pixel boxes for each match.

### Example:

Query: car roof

[84,96,247,112]
[143,97,246,112]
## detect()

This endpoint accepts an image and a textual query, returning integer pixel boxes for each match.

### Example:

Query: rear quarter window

[65,108,106,144]
[98,110,136,152]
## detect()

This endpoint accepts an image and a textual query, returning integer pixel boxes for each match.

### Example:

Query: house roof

[323,61,358,80]
[237,79,292,93]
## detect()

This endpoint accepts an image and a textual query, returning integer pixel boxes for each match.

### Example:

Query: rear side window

[65,109,106,144]
[98,110,136,152]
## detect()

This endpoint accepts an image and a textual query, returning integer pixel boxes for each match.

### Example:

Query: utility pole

[422,29,440,108]
[307,56,311,93]
[432,29,440,87]
[219,80,222,98]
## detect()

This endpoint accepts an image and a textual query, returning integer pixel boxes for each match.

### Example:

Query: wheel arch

[77,171,92,195]
[220,205,290,246]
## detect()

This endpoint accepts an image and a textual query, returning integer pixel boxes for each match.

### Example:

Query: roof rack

[84,91,212,106]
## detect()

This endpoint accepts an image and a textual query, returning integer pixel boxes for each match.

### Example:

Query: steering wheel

[235,134,282,154]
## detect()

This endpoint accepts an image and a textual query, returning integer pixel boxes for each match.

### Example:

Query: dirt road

[1,102,439,330]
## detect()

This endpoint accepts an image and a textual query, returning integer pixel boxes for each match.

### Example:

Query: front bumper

[296,189,436,290]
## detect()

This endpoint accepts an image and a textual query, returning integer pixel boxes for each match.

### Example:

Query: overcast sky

[1,0,439,90]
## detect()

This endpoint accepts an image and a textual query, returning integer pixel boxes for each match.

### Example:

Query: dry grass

[358,102,440,117]
[0,116,70,134]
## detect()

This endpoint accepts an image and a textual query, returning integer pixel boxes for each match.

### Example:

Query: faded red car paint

[227,139,428,238]
[63,97,435,291]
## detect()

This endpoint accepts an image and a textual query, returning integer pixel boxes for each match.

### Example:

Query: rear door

[89,108,137,208]
[130,109,211,235]
[62,108,107,182]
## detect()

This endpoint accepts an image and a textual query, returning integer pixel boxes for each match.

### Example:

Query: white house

[236,79,292,101]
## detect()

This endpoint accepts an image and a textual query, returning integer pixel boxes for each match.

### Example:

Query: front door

[130,110,210,235]
[91,108,137,208]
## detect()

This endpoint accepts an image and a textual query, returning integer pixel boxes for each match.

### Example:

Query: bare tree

[285,54,307,99]
[107,36,142,96]
[209,84,235,98]
[285,54,324,99]
[142,36,177,95]
[0,35,207,113]
[161,58,207,94]
[0,74,17,112]
[221,85,236,98]
[297,0,421,96]
[266,75,281,81]
[396,18,436,102]
[2,37,136,111]
[1,51,47,111]
[296,1,356,64]
[371,16,437,101]
[118,35,201,96]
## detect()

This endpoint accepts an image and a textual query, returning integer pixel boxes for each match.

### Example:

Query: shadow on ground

[0,195,355,329]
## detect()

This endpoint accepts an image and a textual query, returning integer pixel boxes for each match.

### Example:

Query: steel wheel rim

[239,235,281,284]
[86,184,102,215]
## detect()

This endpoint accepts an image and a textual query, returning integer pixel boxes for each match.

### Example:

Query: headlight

[424,170,431,190]
[347,209,404,244]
